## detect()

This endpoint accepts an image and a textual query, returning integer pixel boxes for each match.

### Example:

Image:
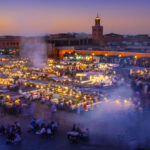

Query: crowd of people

[0,56,150,149]
[0,122,22,144]
[67,124,89,143]
[130,69,150,99]
[99,56,150,68]
[28,118,58,137]
[0,119,58,145]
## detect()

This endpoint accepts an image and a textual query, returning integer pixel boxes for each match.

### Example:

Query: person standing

[51,103,57,120]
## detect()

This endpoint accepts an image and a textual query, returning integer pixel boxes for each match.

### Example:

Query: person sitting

[51,121,57,131]
[9,125,15,134]
[30,118,36,125]
[29,118,37,132]
[16,126,22,135]
[81,128,89,138]
[13,133,22,144]
[39,124,46,136]
[0,125,5,135]
[46,125,52,136]
[76,127,82,134]
[6,131,15,144]
[50,121,57,135]
[72,124,76,131]
[36,119,45,128]
[51,121,58,130]
[5,124,10,135]
[14,122,20,130]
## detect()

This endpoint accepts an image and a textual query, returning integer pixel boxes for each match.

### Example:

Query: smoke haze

[20,37,47,68]
[70,85,150,149]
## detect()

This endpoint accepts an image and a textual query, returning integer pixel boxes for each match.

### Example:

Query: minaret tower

[92,13,104,46]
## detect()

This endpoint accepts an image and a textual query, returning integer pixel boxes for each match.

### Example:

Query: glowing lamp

[124,100,128,104]
[118,54,122,58]
[115,100,120,104]
[6,95,10,99]
[96,17,100,20]
[134,56,138,59]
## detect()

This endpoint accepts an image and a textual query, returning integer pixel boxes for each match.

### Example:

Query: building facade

[0,36,20,55]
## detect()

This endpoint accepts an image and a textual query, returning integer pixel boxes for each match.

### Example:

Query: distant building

[104,33,124,43]
[92,14,104,46]
[0,16,150,58]
[45,33,92,47]
[0,36,20,55]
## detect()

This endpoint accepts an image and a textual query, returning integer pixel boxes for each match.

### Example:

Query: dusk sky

[0,0,150,35]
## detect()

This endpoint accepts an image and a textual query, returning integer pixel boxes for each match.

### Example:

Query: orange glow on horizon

[0,8,150,35]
